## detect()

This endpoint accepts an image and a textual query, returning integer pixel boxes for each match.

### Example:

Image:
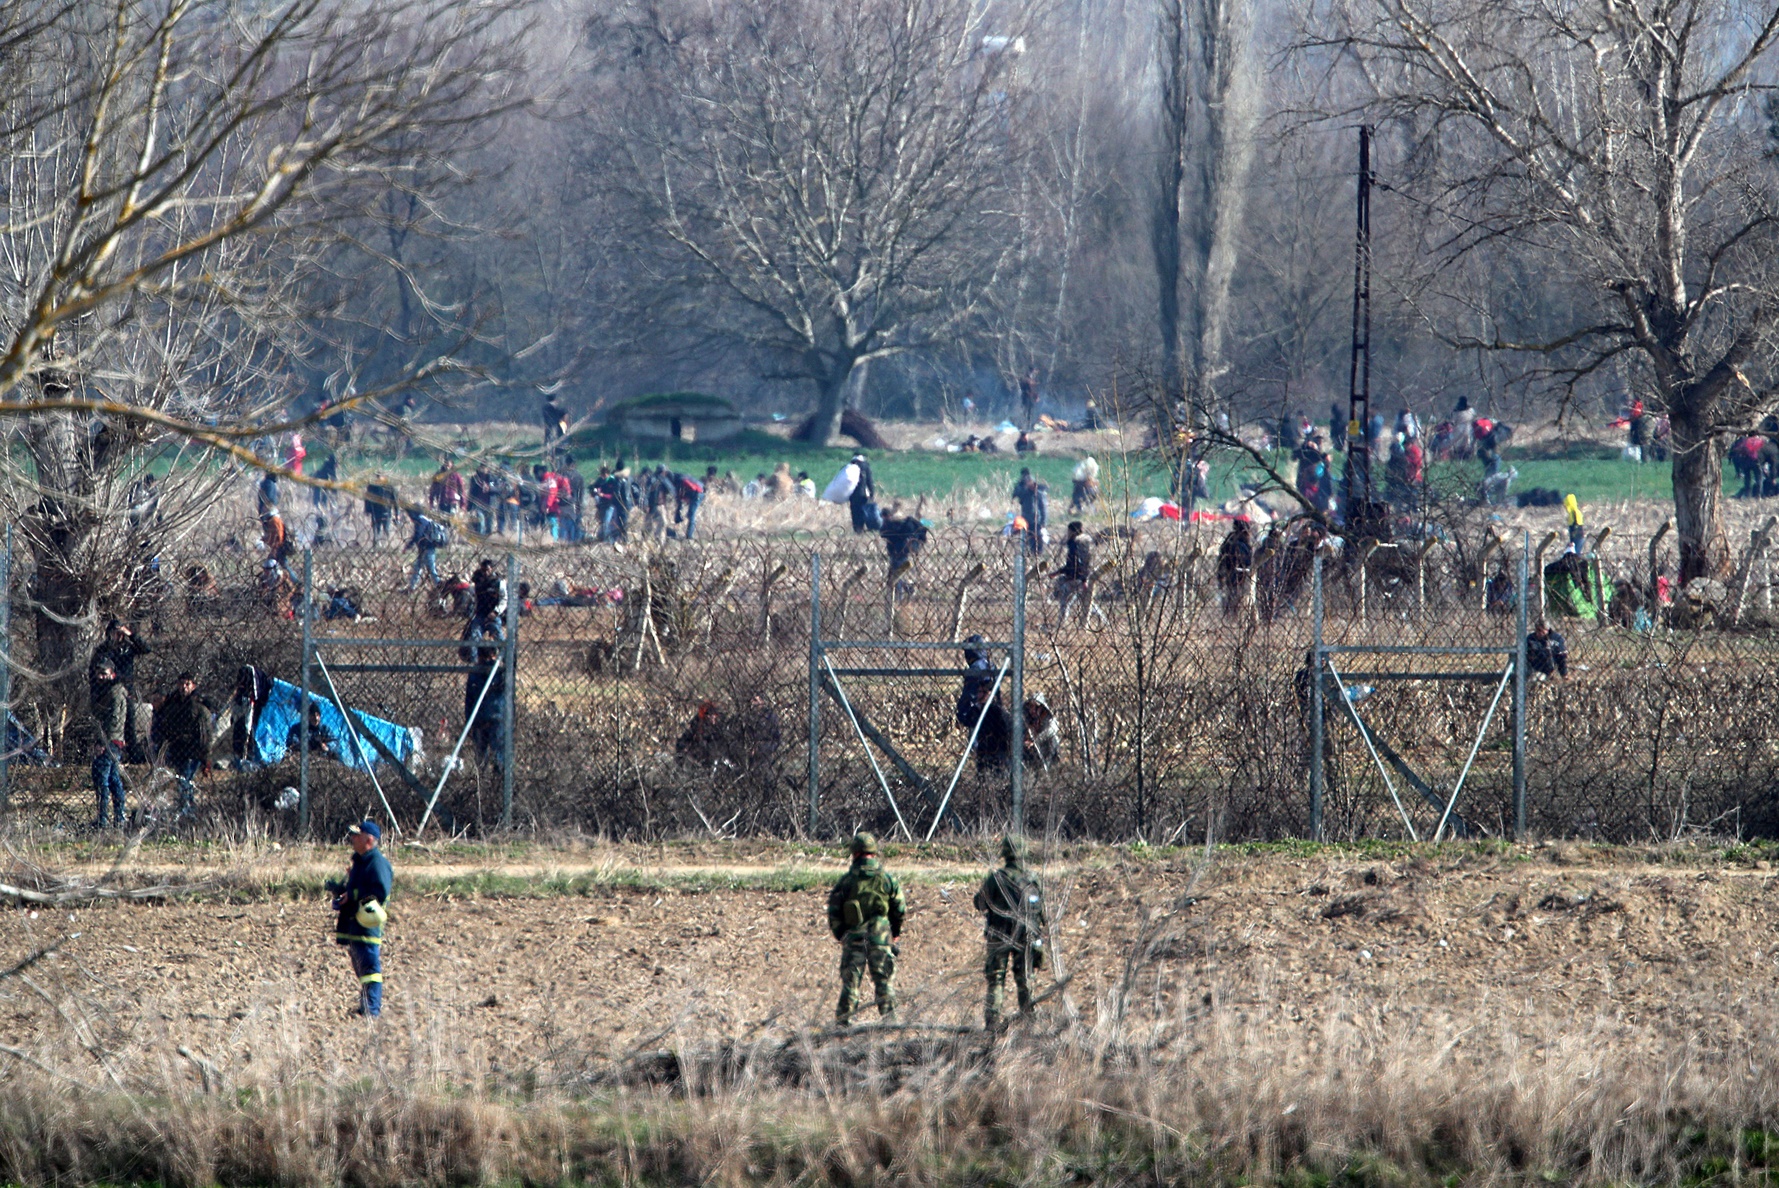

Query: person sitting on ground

[1527,623,1569,679]
[323,586,363,621]
[259,558,296,616]
[286,703,338,756]
[183,564,221,613]
[796,470,817,499]
[766,461,796,501]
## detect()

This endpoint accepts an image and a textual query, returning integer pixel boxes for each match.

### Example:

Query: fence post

[1513,533,1529,841]
[501,552,518,828]
[1310,553,1324,842]
[0,524,12,814]
[1010,549,1025,836]
[298,547,313,836]
[808,553,821,837]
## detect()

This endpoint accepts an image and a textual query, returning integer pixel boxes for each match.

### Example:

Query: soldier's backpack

[843,868,895,929]
[989,868,1045,944]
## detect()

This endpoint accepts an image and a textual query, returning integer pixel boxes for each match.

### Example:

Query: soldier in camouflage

[827,831,906,1025]
[974,835,1049,1027]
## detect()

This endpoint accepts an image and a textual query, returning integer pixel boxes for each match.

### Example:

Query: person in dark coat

[324,821,394,1017]
[90,660,129,829]
[956,636,1010,773]
[231,665,273,769]
[364,475,397,543]
[468,464,498,535]
[90,618,153,762]
[90,618,150,700]
[969,683,1011,772]
[879,503,928,577]
[1217,519,1254,613]
[465,651,506,769]
[152,672,217,815]
[1053,521,1092,622]
[848,454,876,534]
[468,558,507,641]
[1527,624,1569,678]
[287,704,337,755]
[541,395,568,448]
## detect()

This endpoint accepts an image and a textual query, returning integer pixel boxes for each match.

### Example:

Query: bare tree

[1315,0,1779,580]
[580,0,1028,446]
[1153,0,1258,419]
[0,0,529,678]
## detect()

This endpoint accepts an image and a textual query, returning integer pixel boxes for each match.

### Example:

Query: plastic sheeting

[253,678,421,771]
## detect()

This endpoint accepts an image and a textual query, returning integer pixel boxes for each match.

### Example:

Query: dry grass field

[6,837,1779,1185]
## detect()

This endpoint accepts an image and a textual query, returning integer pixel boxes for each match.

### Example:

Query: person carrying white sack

[1071,456,1100,513]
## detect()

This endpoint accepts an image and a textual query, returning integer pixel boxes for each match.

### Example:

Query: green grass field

[278,423,1720,515]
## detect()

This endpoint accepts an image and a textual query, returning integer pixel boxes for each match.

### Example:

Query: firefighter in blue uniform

[325,819,393,1017]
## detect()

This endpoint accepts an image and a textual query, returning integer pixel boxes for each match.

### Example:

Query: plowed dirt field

[5,842,1777,1087]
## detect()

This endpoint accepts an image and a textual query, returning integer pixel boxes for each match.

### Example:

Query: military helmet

[1001,834,1028,863]
[850,831,877,855]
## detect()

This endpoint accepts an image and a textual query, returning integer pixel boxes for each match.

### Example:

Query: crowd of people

[80,550,523,830]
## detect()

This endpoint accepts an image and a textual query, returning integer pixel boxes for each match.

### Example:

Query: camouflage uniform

[827,832,906,1025]
[974,836,1049,1027]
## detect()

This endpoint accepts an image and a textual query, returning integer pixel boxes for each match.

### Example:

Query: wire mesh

[1,507,1779,843]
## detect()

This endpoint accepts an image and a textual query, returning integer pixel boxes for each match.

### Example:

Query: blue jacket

[332,848,393,945]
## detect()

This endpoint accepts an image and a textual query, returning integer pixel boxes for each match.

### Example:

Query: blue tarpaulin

[253,678,418,772]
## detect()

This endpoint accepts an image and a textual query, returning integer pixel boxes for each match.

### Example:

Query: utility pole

[1345,125,1375,524]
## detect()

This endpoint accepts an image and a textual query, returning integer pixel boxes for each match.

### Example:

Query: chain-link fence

[4,510,1779,842]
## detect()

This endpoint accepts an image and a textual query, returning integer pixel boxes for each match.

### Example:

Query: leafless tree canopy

[1308,0,1779,578]
[0,0,530,677]
[575,0,1030,445]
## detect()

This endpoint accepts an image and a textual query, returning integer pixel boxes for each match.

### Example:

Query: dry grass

[4,999,1775,1187]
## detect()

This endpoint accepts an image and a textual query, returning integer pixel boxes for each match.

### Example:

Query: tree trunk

[23,413,102,688]
[796,358,866,446]
[31,546,92,683]
[1670,410,1730,584]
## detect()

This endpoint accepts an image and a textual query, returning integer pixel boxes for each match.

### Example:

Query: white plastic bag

[822,463,859,503]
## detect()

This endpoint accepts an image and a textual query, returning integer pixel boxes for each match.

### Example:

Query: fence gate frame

[298,551,518,835]
[1309,537,1529,841]
[806,550,1028,839]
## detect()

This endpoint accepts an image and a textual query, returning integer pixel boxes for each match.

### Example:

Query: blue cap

[348,819,381,842]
